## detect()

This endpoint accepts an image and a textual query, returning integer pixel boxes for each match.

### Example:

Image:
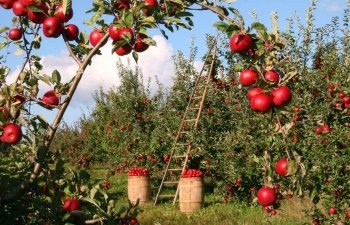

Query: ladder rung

[192,96,202,99]
[185,119,196,122]
[174,155,186,158]
[190,107,200,110]
[163,181,179,184]
[159,195,176,198]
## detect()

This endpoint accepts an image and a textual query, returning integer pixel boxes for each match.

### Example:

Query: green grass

[88,167,309,225]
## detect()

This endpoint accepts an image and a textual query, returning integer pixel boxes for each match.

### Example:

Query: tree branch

[15,25,41,83]
[62,33,83,67]
[195,2,243,30]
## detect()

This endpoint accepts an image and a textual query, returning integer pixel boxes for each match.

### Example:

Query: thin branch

[15,24,41,83]
[275,114,292,160]
[62,33,83,67]
[84,217,106,224]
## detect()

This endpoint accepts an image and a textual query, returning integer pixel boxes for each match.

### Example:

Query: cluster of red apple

[180,169,203,178]
[88,0,156,56]
[0,89,59,145]
[128,167,149,176]
[333,90,350,110]
[230,33,292,114]
[2,0,79,42]
[315,124,331,135]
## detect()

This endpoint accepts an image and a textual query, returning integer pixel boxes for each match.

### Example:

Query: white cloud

[320,0,345,12]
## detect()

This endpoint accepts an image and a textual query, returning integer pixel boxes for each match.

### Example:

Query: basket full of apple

[127,167,151,204]
[179,169,204,214]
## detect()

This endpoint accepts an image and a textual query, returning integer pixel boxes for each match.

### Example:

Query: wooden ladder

[154,37,218,206]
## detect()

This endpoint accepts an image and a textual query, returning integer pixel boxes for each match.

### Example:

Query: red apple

[117,27,134,42]
[315,127,322,135]
[12,1,27,16]
[0,123,22,144]
[134,33,149,52]
[329,207,337,214]
[55,4,73,22]
[63,199,81,212]
[257,187,277,206]
[21,0,34,6]
[239,69,259,86]
[342,96,350,104]
[89,30,105,47]
[108,24,119,41]
[0,0,15,9]
[270,209,277,216]
[247,87,264,101]
[116,0,130,10]
[250,93,273,113]
[275,158,289,177]
[230,33,253,53]
[8,28,22,41]
[271,86,292,107]
[42,90,59,108]
[128,218,139,225]
[312,219,320,225]
[27,3,48,24]
[264,70,280,85]
[116,44,132,56]
[346,211,350,219]
[43,17,63,38]
[322,124,331,133]
[142,0,158,16]
[63,24,79,41]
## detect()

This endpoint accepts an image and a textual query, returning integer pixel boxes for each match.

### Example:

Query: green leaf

[52,70,61,84]
[124,13,134,28]
[175,11,193,17]
[251,22,267,32]
[90,188,98,199]
[132,51,138,62]
[286,160,297,176]
[0,27,9,34]
[62,0,72,16]
[27,4,44,13]
[115,205,126,215]
[79,31,89,45]
[213,21,228,32]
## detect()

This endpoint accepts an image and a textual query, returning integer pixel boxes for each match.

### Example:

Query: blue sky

[0,0,347,125]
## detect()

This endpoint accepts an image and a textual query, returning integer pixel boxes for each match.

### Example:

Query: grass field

[88,166,310,225]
